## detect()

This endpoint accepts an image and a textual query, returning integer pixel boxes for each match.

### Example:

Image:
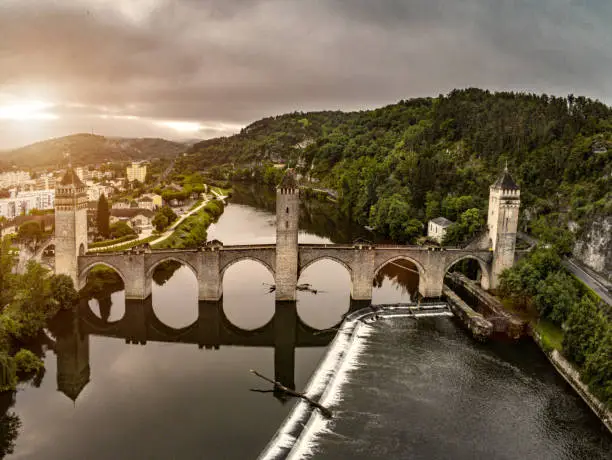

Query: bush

[14,349,43,374]
[109,221,136,238]
[89,234,137,248]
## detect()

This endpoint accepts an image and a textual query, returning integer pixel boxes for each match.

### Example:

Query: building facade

[428,217,454,243]
[0,189,55,218]
[126,162,147,183]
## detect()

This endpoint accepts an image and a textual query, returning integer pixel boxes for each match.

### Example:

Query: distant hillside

[187,111,354,166]
[0,134,186,169]
[179,89,611,273]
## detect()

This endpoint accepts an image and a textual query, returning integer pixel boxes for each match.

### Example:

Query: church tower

[488,166,520,288]
[55,168,88,288]
[275,170,299,301]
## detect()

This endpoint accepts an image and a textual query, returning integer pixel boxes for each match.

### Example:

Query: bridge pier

[200,251,223,301]
[350,248,375,300]
[418,265,445,299]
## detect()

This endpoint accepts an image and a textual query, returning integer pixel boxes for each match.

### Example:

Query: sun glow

[0,100,58,121]
[156,120,202,133]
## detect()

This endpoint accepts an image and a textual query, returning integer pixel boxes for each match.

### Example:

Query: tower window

[286,207,289,214]
[285,221,288,229]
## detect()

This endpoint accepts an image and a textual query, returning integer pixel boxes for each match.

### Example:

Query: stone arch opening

[79,243,85,256]
[297,257,351,330]
[373,256,422,303]
[79,263,126,323]
[444,255,490,291]
[222,259,275,331]
[149,258,199,329]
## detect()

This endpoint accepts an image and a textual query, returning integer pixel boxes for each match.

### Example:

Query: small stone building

[428,217,454,243]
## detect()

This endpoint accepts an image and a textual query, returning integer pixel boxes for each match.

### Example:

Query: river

[1,183,610,459]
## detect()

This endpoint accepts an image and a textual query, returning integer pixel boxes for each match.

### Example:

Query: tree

[48,275,78,311]
[97,194,110,238]
[533,272,579,324]
[152,206,177,232]
[17,221,42,246]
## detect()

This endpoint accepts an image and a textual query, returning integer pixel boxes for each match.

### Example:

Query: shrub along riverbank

[0,237,78,391]
[500,247,611,408]
[153,199,225,249]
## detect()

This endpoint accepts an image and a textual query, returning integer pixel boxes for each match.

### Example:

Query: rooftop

[59,168,86,188]
[430,217,454,227]
[278,169,298,189]
[492,167,519,190]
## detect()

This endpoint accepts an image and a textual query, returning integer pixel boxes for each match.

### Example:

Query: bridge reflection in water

[48,297,367,404]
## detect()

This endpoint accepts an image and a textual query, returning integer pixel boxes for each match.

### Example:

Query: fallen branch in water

[250,369,333,418]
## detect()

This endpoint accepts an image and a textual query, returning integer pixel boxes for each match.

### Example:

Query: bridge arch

[374,255,426,280]
[146,256,199,281]
[297,257,352,330]
[298,256,352,278]
[444,254,491,290]
[220,257,275,280]
[79,261,127,288]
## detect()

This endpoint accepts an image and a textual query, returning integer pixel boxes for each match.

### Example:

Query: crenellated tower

[488,166,520,288]
[55,168,88,287]
[275,170,300,301]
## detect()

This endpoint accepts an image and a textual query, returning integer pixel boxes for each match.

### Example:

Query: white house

[428,217,454,243]
[110,208,154,234]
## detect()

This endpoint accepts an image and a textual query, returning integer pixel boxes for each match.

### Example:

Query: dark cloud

[0,0,610,148]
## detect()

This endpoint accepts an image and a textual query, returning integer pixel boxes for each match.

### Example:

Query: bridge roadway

[77,243,493,301]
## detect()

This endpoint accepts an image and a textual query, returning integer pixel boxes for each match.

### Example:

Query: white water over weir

[258,304,452,460]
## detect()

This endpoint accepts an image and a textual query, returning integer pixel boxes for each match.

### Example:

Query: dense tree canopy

[180,89,611,245]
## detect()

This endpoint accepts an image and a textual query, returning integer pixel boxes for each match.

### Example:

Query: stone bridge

[77,244,493,300]
[55,167,519,302]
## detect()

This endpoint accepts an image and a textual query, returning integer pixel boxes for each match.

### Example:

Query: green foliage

[533,272,578,324]
[152,206,178,232]
[562,296,607,366]
[17,221,42,243]
[97,194,110,238]
[14,349,43,374]
[89,234,137,248]
[155,199,224,249]
[48,275,78,311]
[109,221,135,239]
[442,208,484,246]
[178,88,612,245]
[535,319,564,353]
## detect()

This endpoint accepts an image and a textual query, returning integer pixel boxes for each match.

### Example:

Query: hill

[0,134,186,169]
[182,89,611,274]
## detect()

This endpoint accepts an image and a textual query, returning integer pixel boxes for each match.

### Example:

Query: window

[286,207,289,214]
[285,221,288,229]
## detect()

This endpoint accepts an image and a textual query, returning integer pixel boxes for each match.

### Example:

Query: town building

[0,189,55,218]
[36,174,56,190]
[140,193,162,208]
[137,196,155,210]
[0,171,31,189]
[110,208,154,234]
[111,200,131,209]
[86,183,114,202]
[126,162,147,183]
[428,217,454,243]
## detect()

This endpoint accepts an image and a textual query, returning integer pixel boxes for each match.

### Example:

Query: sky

[0,0,611,149]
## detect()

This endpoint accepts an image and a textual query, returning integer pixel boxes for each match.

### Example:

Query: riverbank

[533,331,612,434]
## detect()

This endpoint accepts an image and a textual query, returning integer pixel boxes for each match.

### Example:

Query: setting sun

[0,100,57,121]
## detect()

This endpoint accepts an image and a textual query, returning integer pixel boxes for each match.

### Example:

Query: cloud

[0,0,611,148]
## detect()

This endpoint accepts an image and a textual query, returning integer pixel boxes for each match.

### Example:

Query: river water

[2,184,610,459]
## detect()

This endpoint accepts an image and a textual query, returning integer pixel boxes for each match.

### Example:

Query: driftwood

[250,369,333,418]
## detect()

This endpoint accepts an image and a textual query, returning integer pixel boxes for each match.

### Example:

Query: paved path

[89,199,210,252]
[563,258,612,306]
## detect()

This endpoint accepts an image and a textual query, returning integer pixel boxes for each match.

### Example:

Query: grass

[535,318,564,352]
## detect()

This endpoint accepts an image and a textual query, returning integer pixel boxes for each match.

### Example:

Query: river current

[2,184,610,459]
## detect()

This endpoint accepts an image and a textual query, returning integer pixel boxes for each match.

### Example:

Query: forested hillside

[184,89,612,251]
[0,133,186,169]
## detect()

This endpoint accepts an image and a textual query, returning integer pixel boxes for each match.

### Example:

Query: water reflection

[372,258,420,304]
[46,295,366,405]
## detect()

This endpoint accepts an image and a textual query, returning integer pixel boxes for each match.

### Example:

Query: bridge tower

[275,170,299,301]
[488,166,520,288]
[55,168,88,287]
